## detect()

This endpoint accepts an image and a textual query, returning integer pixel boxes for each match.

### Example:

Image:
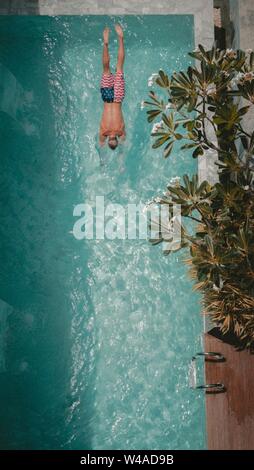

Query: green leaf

[238,105,250,116]
[147,109,161,122]
[156,70,170,88]
[152,134,171,149]
[240,135,249,150]
[162,113,173,129]
[148,91,161,104]
[163,141,174,158]
[192,146,204,158]
[181,143,198,150]
[174,133,183,140]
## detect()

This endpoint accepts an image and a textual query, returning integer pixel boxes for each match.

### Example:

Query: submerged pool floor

[0,16,206,450]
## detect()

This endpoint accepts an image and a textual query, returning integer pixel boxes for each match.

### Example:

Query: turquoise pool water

[0,16,206,450]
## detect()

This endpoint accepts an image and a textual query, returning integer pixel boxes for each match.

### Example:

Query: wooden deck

[205,330,254,450]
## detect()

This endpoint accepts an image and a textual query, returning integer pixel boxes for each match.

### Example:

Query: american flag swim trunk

[100,71,125,103]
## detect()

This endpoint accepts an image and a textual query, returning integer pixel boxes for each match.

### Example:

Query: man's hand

[99,133,106,146]
[115,24,124,39]
[103,27,110,45]
[119,131,126,143]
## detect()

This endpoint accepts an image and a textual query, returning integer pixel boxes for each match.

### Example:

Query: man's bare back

[100,102,125,139]
[99,25,126,150]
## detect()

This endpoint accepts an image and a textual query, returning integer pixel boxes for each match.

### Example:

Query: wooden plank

[205,330,254,450]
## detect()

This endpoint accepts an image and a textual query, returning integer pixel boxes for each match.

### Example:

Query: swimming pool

[0,15,206,450]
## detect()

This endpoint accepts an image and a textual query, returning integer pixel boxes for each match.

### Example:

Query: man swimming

[99,24,126,150]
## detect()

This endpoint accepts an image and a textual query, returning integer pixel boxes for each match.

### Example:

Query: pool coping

[0,1,215,48]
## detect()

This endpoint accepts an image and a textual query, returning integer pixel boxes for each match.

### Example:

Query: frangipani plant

[145,46,254,349]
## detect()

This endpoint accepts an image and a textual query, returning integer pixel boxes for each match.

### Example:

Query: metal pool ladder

[189,352,226,393]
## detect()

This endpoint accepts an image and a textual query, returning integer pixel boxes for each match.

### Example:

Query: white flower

[206,83,217,96]
[152,120,164,134]
[235,72,245,82]
[144,199,154,210]
[169,176,181,187]
[213,277,224,291]
[244,185,250,190]
[228,80,236,89]
[225,48,237,59]
[165,102,172,110]
[151,123,158,133]
[246,48,252,54]
[219,277,224,289]
[143,201,151,212]
[243,72,254,81]
[148,73,159,87]
[140,100,145,110]
[213,284,220,292]
[200,83,217,97]
[229,72,245,88]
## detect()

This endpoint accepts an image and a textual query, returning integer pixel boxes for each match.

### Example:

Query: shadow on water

[0,0,39,15]
[0,17,96,449]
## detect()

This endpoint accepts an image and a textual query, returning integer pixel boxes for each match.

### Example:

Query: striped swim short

[100,71,125,103]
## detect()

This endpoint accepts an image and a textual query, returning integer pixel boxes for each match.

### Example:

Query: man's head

[108,135,118,150]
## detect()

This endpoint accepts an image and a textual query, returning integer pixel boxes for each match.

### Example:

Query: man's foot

[103,27,110,45]
[115,24,124,39]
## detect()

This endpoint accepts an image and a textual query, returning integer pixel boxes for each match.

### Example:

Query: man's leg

[101,27,114,103]
[102,27,110,73]
[115,24,124,72]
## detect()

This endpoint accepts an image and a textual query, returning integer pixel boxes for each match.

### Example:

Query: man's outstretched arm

[99,130,106,146]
